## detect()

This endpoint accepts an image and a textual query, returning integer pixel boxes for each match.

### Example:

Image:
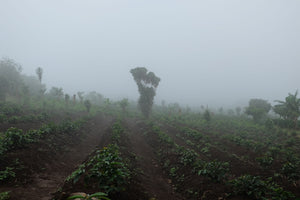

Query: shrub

[229,175,295,200]
[197,160,229,182]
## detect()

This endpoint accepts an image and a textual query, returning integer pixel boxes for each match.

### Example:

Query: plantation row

[54,120,148,200]
[143,120,297,199]
[157,113,300,178]
[0,119,86,184]
[149,113,300,199]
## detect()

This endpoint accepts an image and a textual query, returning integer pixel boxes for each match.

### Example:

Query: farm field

[2,1,300,199]
[0,101,299,200]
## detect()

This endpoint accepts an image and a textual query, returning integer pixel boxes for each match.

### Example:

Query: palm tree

[274,91,300,128]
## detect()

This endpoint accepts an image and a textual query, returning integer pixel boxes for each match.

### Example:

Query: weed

[0,191,10,200]
[0,167,15,181]
[197,160,229,182]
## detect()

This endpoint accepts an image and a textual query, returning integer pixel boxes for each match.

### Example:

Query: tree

[65,94,70,107]
[35,67,43,83]
[0,58,23,98]
[0,76,9,101]
[85,91,103,106]
[77,92,84,104]
[245,99,271,122]
[130,67,160,118]
[84,100,91,113]
[204,109,211,122]
[22,75,46,97]
[72,94,76,105]
[48,87,64,99]
[119,98,129,112]
[273,91,300,128]
[235,107,241,116]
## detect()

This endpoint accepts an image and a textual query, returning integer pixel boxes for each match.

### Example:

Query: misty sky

[0,0,299,108]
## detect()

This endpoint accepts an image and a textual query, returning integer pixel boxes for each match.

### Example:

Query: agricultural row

[0,100,299,199]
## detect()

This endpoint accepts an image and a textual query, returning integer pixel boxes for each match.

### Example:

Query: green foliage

[66,164,86,184]
[229,175,295,200]
[169,167,178,177]
[35,67,43,83]
[119,98,129,112]
[264,119,275,130]
[67,145,130,194]
[2,128,33,150]
[256,156,274,168]
[86,145,130,193]
[65,94,70,106]
[179,148,198,166]
[0,191,10,200]
[203,109,211,122]
[77,91,84,103]
[281,161,300,181]
[84,100,91,113]
[85,91,103,106]
[196,160,229,182]
[0,119,84,159]
[111,121,124,143]
[48,87,64,99]
[0,102,22,115]
[245,99,271,122]
[0,58,22,101]
[2,113,49,124]
[0,167,15,181]
[130,67,160,118]
[274,91,300,129]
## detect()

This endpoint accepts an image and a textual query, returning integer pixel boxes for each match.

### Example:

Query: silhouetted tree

[245,99,271,122]
[130,67,160,118]
[35,67,43,83]
[77,92,84,104]
[65,94,70,107]
[22,75,46,97]
[48,87,64,99]
[0,58,23,98]
[84,100,91,113]
[73,94,76,105]
[0,76,8,101]
[119,98,129,112]
[85,91,103,105]
[204,109,211,122]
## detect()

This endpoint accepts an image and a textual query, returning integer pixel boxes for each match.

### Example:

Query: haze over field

[0,0,299,107]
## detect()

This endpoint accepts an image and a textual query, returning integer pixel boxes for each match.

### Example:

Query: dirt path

[126,119,184,200]
[2,114,113,200]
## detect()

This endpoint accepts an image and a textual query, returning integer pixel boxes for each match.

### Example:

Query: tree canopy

[245,99,271,122]
[130,67,160,118]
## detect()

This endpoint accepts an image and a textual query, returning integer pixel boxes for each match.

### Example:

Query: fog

[1,0,299,108]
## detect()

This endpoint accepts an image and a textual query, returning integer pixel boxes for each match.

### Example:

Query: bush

[197,160,229,182]
[2,128,33,150]
[67,145,130,194]
[229,175,295,200]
